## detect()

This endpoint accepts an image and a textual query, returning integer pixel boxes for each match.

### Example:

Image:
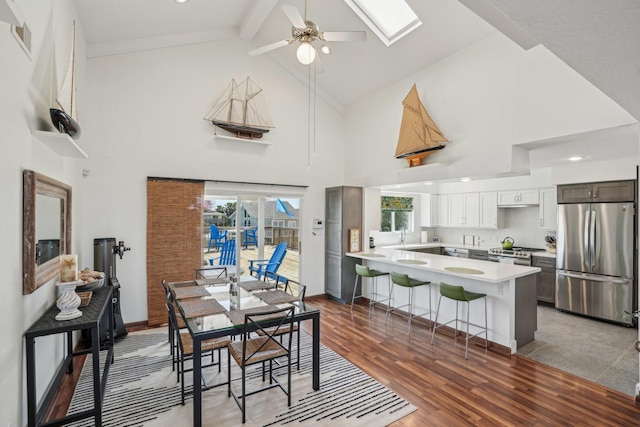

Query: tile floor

[518,304,639,396]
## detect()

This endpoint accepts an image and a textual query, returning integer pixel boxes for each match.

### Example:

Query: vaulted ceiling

[74,0,640,121]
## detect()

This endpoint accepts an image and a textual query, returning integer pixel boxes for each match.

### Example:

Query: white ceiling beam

[239,0,278,41]
[457,0,538,50]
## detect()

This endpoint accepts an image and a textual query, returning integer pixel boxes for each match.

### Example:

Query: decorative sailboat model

[395,84,449,167]
[204,77,274,139]
[50,21,81,139]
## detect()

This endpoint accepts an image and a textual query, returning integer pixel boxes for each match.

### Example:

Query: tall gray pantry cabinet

[325,186,363,303]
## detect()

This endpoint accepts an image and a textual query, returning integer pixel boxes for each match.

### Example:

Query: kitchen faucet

[400,228,406,245]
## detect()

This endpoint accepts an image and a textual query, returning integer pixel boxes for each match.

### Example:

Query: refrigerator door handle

[590,209,597,269]
[557,271,630,284]
[583,209,591,268]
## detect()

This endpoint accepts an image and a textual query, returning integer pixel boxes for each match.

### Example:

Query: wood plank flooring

[47,294,640,425]
[303,295,640,426]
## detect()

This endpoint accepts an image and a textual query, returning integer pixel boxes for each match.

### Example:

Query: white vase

[56,281,82,321]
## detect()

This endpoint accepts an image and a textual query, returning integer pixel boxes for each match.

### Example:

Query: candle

[60,254,78,282]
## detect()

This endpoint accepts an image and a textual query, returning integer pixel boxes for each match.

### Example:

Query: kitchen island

[347,247,541,354]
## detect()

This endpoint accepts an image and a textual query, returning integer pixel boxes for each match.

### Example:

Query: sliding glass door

[203,183,302,283]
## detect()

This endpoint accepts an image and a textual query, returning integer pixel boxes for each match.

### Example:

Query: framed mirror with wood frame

[23,170,72,294]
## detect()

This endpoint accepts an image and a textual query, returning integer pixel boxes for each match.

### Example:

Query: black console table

[25,286,114,427]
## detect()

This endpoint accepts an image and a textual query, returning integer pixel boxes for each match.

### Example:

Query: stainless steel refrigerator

[556,202,635,324]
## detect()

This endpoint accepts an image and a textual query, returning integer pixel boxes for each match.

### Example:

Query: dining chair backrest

[241,306,295,360]
[282,278,306,302]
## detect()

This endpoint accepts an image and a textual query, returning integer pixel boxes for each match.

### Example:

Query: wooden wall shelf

[32,131,88,158]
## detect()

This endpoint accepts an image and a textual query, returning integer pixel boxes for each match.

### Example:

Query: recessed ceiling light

[460,177,471,182]
[568,156,585,162]
[175,0,188,3]
[320,45,331,55]
[423,181,433,185]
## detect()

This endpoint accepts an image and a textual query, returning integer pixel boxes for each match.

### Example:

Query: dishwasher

[443,247,469,258]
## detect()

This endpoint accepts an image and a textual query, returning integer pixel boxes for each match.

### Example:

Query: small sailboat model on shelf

[395,84,449,167]
[204,77,274,139]
[50,21,81,140]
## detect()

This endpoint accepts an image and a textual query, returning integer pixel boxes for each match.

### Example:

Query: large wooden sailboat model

[204,77,274,139]
[395,84,449,167]
[50,21,81,139]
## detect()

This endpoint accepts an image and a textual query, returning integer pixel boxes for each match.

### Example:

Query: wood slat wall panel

[146,179,203,326]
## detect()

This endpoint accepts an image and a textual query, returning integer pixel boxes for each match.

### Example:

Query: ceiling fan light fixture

[296,42,316,64]
[320,45,331,54]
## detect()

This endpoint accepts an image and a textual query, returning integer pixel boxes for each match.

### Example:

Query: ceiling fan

[248,3,367,65]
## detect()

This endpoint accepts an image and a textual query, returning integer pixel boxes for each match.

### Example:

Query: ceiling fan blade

[321,31,367,42]
[281,4,306,29]
[248,39,292,56]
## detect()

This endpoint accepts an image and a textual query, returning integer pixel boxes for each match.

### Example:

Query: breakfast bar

[347,248,541,353]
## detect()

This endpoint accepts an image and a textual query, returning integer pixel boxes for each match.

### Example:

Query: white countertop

[347,247,540,283]
[381,242,557,258]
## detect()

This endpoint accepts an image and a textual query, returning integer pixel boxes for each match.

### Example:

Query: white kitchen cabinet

[539,187,557,230]
[448,193,479,227]
[420,193,439,227]
[479,191,499,229]
[438,194,449,227]
[498,189,539,206]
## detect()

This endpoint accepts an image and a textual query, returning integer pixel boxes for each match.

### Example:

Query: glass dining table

[168,277,321,427]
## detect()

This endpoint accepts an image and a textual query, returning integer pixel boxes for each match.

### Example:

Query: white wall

[77,39,346,323]
[0,1,88,425]
[343,34,637,188]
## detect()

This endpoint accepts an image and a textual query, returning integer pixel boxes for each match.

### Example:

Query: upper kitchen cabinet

[498,189,539,206]
[479,191,499,229]
[449,193,479,227]
[420,193,439,227]
[438,194,449,227]
[539,188,557,230]
[557,180,635,203]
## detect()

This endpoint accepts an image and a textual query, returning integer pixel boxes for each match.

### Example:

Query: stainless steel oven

[488,247,541,266]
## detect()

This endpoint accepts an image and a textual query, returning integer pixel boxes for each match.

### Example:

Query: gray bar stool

[351,264,390,316]
[431,282,488,359]
[386,272,431,333]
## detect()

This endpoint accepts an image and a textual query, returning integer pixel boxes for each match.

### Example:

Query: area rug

[67,328,416,426]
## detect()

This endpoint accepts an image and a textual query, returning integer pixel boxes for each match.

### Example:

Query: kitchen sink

[396,259,427,265]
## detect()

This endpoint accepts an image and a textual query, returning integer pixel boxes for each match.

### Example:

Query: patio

[203,244,299,282]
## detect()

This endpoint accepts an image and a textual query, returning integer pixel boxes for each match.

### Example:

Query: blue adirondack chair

[209,239,236,265]
[207,224,227,252]
[248,242,287,282]
[243,227,258,249]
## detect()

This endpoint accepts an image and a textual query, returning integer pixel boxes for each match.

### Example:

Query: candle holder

[55,280,83,321]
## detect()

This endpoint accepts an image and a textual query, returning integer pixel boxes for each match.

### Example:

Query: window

[344,0,421,46]
[381,196,414,232]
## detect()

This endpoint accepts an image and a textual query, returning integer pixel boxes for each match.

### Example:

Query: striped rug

[67,328,415,426]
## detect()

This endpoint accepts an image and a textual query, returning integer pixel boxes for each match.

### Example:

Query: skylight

[344,0,421,46]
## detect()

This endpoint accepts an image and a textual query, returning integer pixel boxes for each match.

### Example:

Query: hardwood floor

[303,295,640,426]
[49,295,640,425]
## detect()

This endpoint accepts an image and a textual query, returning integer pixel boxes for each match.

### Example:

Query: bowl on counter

[76,277,105,292]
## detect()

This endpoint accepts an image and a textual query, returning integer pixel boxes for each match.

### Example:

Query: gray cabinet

[325,186,363,303]
[468,249,489,261]
[407,246,442,255]
[532,256,556,304]
[557,180,635,203]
